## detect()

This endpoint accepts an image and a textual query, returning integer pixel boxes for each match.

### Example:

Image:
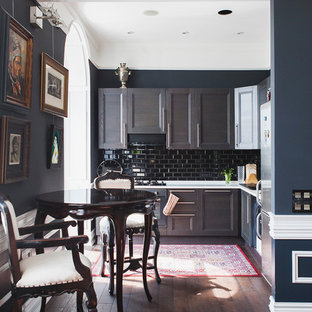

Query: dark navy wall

[89,61,98,181]
[275,240,312,302]
[98,69,270,88]
[272,0,312,215]
[271,0,312,303]
[0,0,66,216]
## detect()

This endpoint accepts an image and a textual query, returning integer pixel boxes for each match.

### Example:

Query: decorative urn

[115,63,131,88]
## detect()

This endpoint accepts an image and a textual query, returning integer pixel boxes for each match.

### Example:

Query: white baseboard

[270,296,312,311]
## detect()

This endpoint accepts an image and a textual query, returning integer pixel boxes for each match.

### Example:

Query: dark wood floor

[46,237,271,312]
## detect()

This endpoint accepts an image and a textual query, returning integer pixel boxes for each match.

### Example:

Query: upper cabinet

[166,89,196,149]
[195,88,234,150]
[98,88,127,149]
[97,87,239,150]
[127,88,165,134]
[234,86,259,150]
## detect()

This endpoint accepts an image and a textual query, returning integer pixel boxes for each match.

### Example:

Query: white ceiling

[54,1,271,70]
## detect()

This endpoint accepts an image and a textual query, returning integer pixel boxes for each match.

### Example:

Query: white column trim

[269,212,312,239]
[292,251,312,284]
[270,296,312,311]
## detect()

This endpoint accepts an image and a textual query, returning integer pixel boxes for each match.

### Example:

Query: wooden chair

[94,171,161,296]
[0,194,97,312]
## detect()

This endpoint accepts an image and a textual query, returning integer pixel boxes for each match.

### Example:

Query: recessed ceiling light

[127,31,135,35]
[182,31,189,35]
[143,10,159,16]
[218,9,233,15]
[237,32,244,35]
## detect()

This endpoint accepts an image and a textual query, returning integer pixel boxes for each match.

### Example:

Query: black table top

[36,188,156,208]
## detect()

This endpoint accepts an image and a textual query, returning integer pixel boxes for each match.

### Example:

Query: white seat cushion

[16,250,91,288]
[126,213,145,228]
[100,213,154,233]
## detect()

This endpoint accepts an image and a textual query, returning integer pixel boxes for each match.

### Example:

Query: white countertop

[135,180,258,197]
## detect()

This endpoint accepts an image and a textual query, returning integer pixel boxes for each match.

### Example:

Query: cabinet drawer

[167,213,197,235]
[172,203,197,213]
[168,189,197,202]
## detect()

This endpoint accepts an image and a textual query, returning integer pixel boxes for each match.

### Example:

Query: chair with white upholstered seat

[94,171,161,296]
[0,194,97,312]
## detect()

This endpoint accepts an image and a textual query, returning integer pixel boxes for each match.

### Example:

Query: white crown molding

[269,213,312,240]
[269,296,312,311]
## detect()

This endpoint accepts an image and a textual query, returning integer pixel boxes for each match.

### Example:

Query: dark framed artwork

[0,116,31,184]
[48,125,63,169]
[41,53,68,117]
[1,11,33,109]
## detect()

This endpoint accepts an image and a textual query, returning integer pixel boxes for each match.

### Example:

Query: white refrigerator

[259,101,272,285]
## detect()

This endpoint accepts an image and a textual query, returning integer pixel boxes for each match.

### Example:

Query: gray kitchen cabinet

[127,88,166,134]
[199,189,239,236]
[166,189,199,235]
[234,85,259,149]
[195,88,234,149]
[166,89,196,149]
[98,88,127,149]
[258,76,270,106]
[241,191,253,245]
[165,188,239,236]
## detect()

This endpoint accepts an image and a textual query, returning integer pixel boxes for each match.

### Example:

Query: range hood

[128,134,166,145]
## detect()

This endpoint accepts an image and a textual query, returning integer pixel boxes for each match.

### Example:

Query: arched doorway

[64,22,91,190]
[64,23,93,242]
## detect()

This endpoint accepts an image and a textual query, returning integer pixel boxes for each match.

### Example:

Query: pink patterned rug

[91,244,260,277]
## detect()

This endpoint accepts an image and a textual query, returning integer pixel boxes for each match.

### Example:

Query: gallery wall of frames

[0,0,67,216]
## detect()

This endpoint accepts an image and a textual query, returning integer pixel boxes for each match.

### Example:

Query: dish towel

[163,193,179,216]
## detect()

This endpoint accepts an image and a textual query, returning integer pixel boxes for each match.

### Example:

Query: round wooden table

[36,188,156,312]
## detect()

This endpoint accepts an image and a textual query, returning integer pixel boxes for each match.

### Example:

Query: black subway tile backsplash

[99,144,260,181]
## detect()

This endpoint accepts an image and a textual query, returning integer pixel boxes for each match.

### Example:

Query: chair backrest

[93,171,134,190]
[0,194,22,285]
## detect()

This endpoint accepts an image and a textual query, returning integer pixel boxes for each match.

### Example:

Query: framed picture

[1,11,33,108]
[0,116,31,184]
[48,125,63,169]
[40,53,68,117]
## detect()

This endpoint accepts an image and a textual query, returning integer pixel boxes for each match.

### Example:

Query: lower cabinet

[165,189,239,236]
[241,191,252,245]
[200,190,239,236]
[241,191,257,246]
[166,189,199,235]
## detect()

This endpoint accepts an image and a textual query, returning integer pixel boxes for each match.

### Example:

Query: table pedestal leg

[112,214,126,312]
[143,213,153,302]
[77,221,84,254]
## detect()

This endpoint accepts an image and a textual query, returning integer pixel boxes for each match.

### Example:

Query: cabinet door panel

[241,191,252,245]
[234,86,258,149]
[98,89,127,149]
[166,89,195,149]
[201,190,238,236]
[196,88,234,149]
[127,89,165,133]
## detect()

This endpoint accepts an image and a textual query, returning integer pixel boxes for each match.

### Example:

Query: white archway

[64,22,91,190]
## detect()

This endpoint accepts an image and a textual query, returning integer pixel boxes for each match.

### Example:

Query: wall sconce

[30,5,65,29]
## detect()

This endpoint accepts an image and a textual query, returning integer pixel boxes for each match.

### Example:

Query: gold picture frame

[40,52,68,117]
[1,12,33,109]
